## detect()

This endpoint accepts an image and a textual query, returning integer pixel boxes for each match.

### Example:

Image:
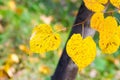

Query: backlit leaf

[66,34,96,70]
[30,24,61,54]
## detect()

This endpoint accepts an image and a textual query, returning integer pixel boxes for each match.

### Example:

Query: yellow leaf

[3,64,14,78]
[100,16,118,33]
[84,0,106,12]
[7,54,19,64]
[8,0,16,11]
[96,0,108,4]
[39,65,51,75]
[99,34,120,54]
[30,24,61,54]
[66,34,96,70]
[19,44,32,54]
[54,23,67,32]
[99,16,119,54]
[32,24,53,34]
[90,12,104,32]
[110,0,120,9]
[0,67,7,77]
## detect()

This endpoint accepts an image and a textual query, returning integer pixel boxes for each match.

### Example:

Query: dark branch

[51,2,95,80]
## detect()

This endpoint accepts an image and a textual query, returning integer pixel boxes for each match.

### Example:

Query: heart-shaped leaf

[110,0,120,9]
[83,0,108,12]
[66,34,96,70]
[30,24,61,54]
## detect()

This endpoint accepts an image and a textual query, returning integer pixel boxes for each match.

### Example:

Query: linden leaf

[84,0,105,12]
[96,0,108,4]
[99,16,118,39]
[101,16,118,30]
[99,35,120,54]
[98,16,120,54]
[110,0,120,9]
[90,12,104,32]
[45,33,61,51]
[32,24,53,34]
[30,24,61,54]
[66,34,96,70]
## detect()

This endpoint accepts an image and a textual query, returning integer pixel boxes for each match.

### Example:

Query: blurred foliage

[0,0,120,80]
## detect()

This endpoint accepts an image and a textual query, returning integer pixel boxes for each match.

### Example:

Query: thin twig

[73,14,92,27]
[104,9,119,13]
[82,23,84,38]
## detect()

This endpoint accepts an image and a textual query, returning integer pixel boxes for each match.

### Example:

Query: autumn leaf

[66,34,96,70]
[30,24,61,54]
[39,65,51,75]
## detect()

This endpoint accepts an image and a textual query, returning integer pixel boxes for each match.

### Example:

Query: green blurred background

[0,0,120,80]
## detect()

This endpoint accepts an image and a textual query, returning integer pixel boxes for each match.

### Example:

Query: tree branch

[51,2,95,80]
